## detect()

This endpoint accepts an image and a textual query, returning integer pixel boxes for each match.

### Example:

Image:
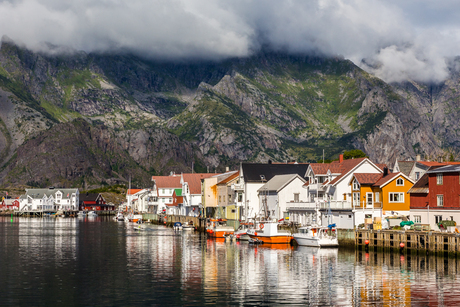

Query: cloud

[1,0,459,83]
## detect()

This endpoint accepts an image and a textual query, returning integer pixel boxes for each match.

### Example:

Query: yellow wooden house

[350,172,415,222]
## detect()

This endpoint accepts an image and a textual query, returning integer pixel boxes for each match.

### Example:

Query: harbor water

[1,216,460,306]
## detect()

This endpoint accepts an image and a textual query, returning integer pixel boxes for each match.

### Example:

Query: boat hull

[293,235,338,247]
[207,229,234,238]
[248,234,293,244]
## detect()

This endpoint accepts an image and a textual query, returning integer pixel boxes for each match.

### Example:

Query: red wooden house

[0,197,19,211]
[79,193,114,211]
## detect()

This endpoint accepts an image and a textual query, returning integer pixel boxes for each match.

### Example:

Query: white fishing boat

[293,225,338,247]
[88,211,98,217]
[235,223,252,241]
[114,212,124,221]
[77,211,87,217]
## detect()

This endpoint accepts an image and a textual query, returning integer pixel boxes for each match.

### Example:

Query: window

[389,192,404,202]
[435,215,443,224]
[238,193,243,202]
[318,176,325,183]
[414,215,421,223]
[162,189,165,194]
[223,196,226,202]
[375,192,380,203]
[437,195,444,207]
[367,193,373,205]
[228,194,232,202]
[437,173,443,185]
[162,198,165,202]
[169,198,172,203]
[353,193,360,206]
[343,193,346,201]
[294,193,299,202]
[231,209,236,214]
[415,172,420,180]
[353,181,359,191]
[219,196,221,202]
[396,178,404,186]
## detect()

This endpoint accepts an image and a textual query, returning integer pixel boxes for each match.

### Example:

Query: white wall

[277,177,307,220]
[332,162,382,201]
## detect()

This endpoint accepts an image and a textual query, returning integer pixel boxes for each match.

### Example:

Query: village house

[292,155,385,229]
[79,193,113,211]
[215,171,240,220]
[350,170,414,226]
[181,173,216,216]
[393,156,458,182]
[238,162,309,221]
[0,197,19,211]
[150,175,181,214]
[257,174,307,221]
[19,188,79,212]
[202,171,238,218]
[408,164,460,230]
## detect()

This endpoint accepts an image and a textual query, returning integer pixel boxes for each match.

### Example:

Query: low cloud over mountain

[1,0,459,83]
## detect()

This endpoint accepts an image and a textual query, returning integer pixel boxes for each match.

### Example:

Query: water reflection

[3,217,460,305]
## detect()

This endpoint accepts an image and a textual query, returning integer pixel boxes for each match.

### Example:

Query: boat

[77,211,87,217]
[293,224,338,247]
[173,222,182,230]
[235,223,252,241]
[206,219,234,238]
[182,221,195,231]
[247,222,293,244]
[114,212,124,221]
[125,214,143,223]
[88,211,98,217]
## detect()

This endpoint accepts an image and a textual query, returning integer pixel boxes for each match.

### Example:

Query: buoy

[364,239,369,245]
[400,242,405,248]
[254,232,258,236]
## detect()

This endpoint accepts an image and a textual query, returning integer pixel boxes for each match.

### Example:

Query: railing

[354,202,383,209]
[286,201,317,210]
[320,201,352,210]
[287,200,353,210]
[231,184,244,191]
[307,183,326,192]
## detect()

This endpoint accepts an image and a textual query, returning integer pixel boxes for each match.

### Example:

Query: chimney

[225,166,229,172]
[339,154,343,163]
[416,154,421,162]
[383,167,388,177]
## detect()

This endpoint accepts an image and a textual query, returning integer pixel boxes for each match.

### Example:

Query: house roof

[353,173,383,185]
[152,176,182,189]
[427,164,460,174]
[309,163,331,175]
[407,173,429,194]
[258,174,306,192]
[79,193,101,202]
[242,163,309,183]
[328,157,369,186]
[24,188,78,199]
[396,161,415,176]
[182,173,217,194]
[217,171,240,185]
[127,189,143,195]
[372,172,414,187]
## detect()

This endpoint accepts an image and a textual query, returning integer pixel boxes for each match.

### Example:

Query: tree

[343,149,367,160]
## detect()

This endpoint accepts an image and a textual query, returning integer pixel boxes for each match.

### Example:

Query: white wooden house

[19,188,79,212]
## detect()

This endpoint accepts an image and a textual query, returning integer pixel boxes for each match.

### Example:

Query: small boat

[182,221,195,231]
[247,222,292,244]
[293,224,338,247]
[235,223,252,241]
[77,211,87,217]
[88,211,98,217]
[173,222,182,230]
[114,212,124,221]
[206,219,234,238]
[125,214,143,223]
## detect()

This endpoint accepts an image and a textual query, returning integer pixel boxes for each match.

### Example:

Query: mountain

[0,36,457,188]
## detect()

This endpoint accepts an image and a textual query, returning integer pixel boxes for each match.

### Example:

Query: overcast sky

[1,0,459,83]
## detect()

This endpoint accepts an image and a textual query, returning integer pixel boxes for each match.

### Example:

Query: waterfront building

[150,175,181,214]
[181,173,216,216]
[409,164,460,230]
[0,197,19,211]
[290,155,384,229]
[257,174,307,221]
[18,188,79,212]
[238,162,309,221]
[350,170,414,225]
[215,171,240,219]
[79,193,113,211]
[202,170,237,218]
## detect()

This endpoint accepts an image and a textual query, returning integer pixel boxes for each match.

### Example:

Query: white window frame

[437,195,444,207]
[396,178,404,186]
[389,192,404,203]
[415,172,420,180]
[414,215,421,223]
[375,192,380,203]
[353,181,359,191]
[366,192,373,206]
[294,193,299,202]
[437,173,443,185]
[353,192,360,206]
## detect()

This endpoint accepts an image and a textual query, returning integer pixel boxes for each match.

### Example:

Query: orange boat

[206,219,234,238]
[247,222,293,244]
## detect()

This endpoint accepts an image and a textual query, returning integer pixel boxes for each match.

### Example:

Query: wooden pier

[355,229,460,256]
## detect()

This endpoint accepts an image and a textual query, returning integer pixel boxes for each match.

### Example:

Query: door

[366,193,373,208]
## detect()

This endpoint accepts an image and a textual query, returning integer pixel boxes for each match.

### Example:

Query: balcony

[354,202,383,209]
[286,201,317,210]
[231,183,244,191]
[287,200,353,211]
[307,183,327,192]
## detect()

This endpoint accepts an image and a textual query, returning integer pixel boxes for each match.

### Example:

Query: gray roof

[24,188,78,199]
[258,174,306,192]
[427,165,460,174]
[397,161,415,176]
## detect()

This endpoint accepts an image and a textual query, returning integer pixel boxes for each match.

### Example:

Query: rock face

[0,37,459,188]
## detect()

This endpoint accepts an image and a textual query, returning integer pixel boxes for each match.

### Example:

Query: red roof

[127,189,142,195]
[329,158,368,185]
[152,176,182,189]
[353,173,383,185]
[373,172,401,187]
[182,173,217,194]
[309,163,331,175]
